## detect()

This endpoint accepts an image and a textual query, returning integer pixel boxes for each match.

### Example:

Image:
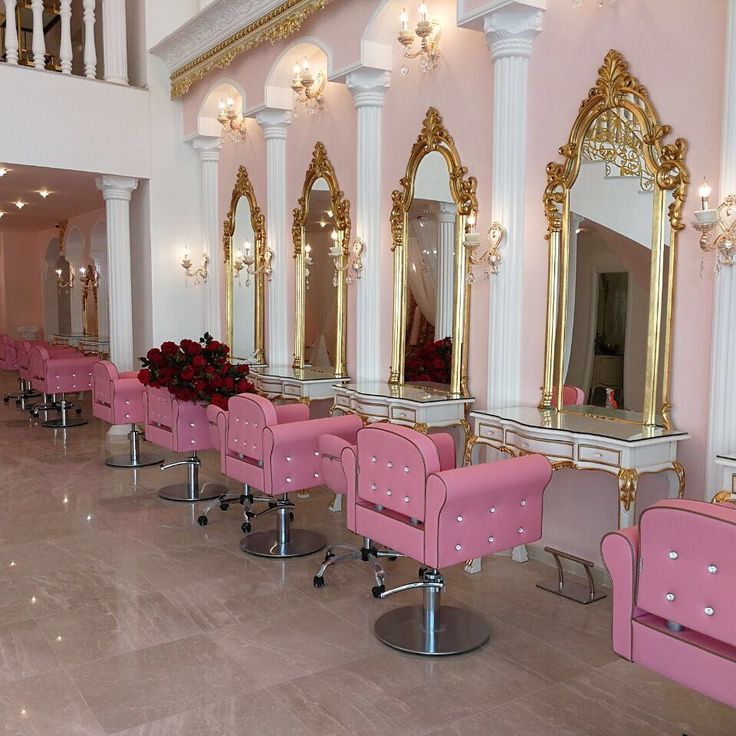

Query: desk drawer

[505,430,573,460]
[281,384,302,399]
[577,443,621,467]
[390,406,417,424]
[333,394,350,409]
[476,422,503,443]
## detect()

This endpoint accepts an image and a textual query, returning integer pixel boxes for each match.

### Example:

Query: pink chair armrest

[601,526,640,660]
[424,454,552,570]
[275,402,310,424]
[428,432,456,471]
[206,405,228,473]
[342,444,358,532]
[264,414,364,494]
[119,371,139,379]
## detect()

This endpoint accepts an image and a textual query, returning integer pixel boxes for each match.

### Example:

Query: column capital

[437,201,456,222]
[346,68,390,108]
[254,107,291,140]
[482,4,544,61]
[191,134,222,162]
[95,175,138,201]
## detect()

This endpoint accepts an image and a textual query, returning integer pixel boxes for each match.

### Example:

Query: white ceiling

[0,163,103,232]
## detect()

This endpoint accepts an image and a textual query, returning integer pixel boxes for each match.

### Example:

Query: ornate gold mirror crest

[389,106,478,396]
[223,165,267,363]
[540,49,689,428]
[292,141,351,376]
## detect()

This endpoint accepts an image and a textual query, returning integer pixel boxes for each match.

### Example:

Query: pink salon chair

[92,361,163,468]
[344,424,553,656]
[1,334,26,405]
[602,499,736,709]
[143,386,228,502]
[313,428,455,589]
[28,344,96,428]
[19,340,77,412]
[552,384,585,407]
[206,393,363,558]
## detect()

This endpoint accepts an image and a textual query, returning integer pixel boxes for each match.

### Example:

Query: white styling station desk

[250,365,351,405]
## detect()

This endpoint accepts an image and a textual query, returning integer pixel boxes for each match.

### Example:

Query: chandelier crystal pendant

[217,97,247,143]
[397,3,441,76]
[291,57,325,115]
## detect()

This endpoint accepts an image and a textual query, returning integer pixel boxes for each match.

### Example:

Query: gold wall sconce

[234,240,273,287]
[304,243,314,289]
[55,267,75,290]
[291,57,325,114]
[79,264,100,289]
[398,3,440,76]
[692,179,736,273]
[181,249,209,285]
[217,97,247,143]
[329,235,364,286]
[464,216,505,281]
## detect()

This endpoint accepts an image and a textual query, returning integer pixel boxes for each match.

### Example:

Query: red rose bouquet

[404,336,453,384]
[137,332,255,409]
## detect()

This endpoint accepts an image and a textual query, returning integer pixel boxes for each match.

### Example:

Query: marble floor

[0,381,734,735]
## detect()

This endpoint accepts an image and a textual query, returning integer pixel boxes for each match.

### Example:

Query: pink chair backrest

[29,345,49,383]
[92,361,118,409]
[356,424,446,523]
[226,393,279,462]
[144,386,177,429]
[636,500,736,649]
[143,386,212,452]
[552,385,585,407]
[16,340,32,371]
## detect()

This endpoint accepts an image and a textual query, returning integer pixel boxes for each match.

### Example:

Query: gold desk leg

[671,460,685,498]
[617,468,639,528]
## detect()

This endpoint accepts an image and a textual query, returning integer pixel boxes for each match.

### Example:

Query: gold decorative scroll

[57,219,69,255]
[292,141,351,377]
[223,165,267,364]
[389,106,478,395]
[540,49,689,428]
[170,0,330,98]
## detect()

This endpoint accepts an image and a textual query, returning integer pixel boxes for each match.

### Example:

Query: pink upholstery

[601,499,736,709]
[1,335,18,371]
[29,345,96,395]
[207,393,362,496]
[553,384,585,407]
[143,386,213,453]
[18,340,76,381]
[345,424,553,571]
[92,361,146,425]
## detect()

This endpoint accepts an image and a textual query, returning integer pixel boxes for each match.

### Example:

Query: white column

[435,202,455,340]
[256,108,291,366]
[82,0,97,79]
[484,5,543,407]
[59,0,72,74]
[3,0,18,65]
[95,175,138,372]
[102,0,128,85]
[706,0,736,497]
[31,0,45,69]
[191,135,223,339]
[346,68,390,381]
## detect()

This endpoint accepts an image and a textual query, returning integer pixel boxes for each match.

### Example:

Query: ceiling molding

[150,0,334,99]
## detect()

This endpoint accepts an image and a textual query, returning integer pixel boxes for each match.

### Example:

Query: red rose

[180,365,195,381]
[236,379,250,392]
[204,365,216,375]
[207,340,221,351]
[236,364,249,375]
[192,354,207,368]
[222,376,235,390]
[209,375,223,389]
[137,369,151,385]
[184,342,201,356]
[146,348,162,363]
[194,379,207,392]
[432,358,444,370]
[161,341,178,356]
[210,393,229,409]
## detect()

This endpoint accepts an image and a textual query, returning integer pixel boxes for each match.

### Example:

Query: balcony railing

[0,0,128,84]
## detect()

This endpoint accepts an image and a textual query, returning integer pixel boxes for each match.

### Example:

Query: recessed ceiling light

[38,189,50,198]
[14,200,25,209]
[0,167,8,177]
[0,212,4,219]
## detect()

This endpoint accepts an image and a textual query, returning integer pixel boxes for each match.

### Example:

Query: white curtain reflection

[407,221,438,344]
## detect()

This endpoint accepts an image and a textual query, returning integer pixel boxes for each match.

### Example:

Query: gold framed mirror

[292,142,351,376]
[388,106,478,396]
[540,50,688,429]
[223,165,267,364]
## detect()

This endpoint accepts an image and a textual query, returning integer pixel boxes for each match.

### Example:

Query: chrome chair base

[313,537,397,589]
[159,481,228,502]
[105,426,163,468]
[240,528,326,558]
[42,416,88,428]
[374,604,490,656]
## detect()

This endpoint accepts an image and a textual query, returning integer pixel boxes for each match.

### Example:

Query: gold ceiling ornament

[389,106,478,396]
[292,141,351,377]
[540,49,689,429]
[56,219,69,255]
[223,165,267,365]
[170,0,330,98]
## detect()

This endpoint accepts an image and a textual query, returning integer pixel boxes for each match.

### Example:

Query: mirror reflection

[563,108,666,414]
[231,196,256,362]
[404,151,455,387]
[304,177,338,370]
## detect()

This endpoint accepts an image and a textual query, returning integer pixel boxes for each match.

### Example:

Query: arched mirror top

[389,107,478,397]
[540,50,690,429]
[223,165,267,365]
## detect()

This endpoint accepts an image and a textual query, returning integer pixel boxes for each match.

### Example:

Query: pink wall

[183,0,728,563]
